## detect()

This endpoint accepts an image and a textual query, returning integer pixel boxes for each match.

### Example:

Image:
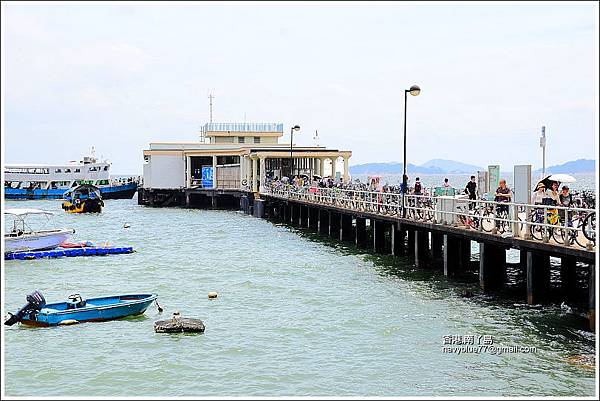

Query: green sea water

[2,198,596,397]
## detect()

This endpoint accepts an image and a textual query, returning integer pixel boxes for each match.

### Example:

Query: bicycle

[457,203,481,229]
[582,211,596,244]
[529,206,565,244]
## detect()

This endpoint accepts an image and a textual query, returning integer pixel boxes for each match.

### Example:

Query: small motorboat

[62,184,104,213]
[4,291,158,326]
[4,209,75,254]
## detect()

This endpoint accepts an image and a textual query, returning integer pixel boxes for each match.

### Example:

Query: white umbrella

[548,174,576,183]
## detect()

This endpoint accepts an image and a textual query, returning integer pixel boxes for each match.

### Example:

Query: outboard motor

[4,291,46,326]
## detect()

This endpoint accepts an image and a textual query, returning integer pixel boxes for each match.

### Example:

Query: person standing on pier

[494,179,512,215]
[443,178,451,188]
[464,175,477,209]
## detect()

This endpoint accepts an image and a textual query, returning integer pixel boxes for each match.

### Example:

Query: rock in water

[154,316,205,333]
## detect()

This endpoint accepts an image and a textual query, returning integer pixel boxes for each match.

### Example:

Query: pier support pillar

[414,230,430,267]
[340,214,353,242]
[589,264,595,332]
[407,227,415,257]
[479,243,506,291]
[373,220,386,253]
[283,203,290,222]
[355,217,367,248]
[526,251,551,304]
[443,235,460,276]
[318,209,329,235]
[308,207,319,230]
[431,232,443,260]
[289,203,297,225]
[391,224,406,256]
[329,211,341,238]
[211,195,217,209]
[458,239,472,271]
[560,256,577,300]
[253,199,265,218]
[300,205,309,227]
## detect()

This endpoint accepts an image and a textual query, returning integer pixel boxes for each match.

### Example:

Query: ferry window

[89,166,99,172]
[104,166,109,171]
[55,168,62,173]
[75,168,81,173]
[238,137,245,143]
[65,168,71,173]
[253,137,260,144]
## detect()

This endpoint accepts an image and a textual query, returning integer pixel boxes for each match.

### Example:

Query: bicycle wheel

[552,227,565,244]
[481,208,495,232]
[529,214,545,241]
[583,212,596,243]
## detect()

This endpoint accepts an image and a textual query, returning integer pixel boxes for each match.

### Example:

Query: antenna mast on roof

[313,130,320,147]
[208,92,215,124]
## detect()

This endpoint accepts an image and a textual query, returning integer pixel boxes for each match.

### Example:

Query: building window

[65,168,71,173]
[75,168,81,173]
[55,168,62,173]
[238,137,245,143]
[253,137,260,144]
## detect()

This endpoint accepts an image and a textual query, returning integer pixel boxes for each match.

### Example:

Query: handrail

[261,185,596,250]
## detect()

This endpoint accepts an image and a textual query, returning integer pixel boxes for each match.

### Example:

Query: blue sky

[2,2,598,174]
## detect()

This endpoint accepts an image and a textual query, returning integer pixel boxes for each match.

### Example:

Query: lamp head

[292,125,300,131]
[409,85,420,96]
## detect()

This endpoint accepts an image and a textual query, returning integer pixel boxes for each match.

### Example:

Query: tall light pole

[290,125,300,177]
[402,85,420,217]
[402,85,420,190]
[540,126,546,178]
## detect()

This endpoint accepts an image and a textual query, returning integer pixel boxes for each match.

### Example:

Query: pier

[138,121,596,332]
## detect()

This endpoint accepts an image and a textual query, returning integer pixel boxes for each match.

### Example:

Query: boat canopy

[4,208,55,217]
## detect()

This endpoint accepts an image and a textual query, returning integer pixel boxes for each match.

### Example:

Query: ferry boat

[4,150,139,200]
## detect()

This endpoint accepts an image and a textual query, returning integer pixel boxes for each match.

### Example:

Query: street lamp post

[402,85,420,216]
[290,125,300,178]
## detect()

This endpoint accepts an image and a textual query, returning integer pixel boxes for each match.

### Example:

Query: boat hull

[4,229,75,254]
[4,183,137,200]
[62,199,104,213]
[20,294,158,326]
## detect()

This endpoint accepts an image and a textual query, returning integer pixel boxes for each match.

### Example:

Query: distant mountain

[537,159,596,174]
[350,158,596,175]
[420,159,483,174]
[349,162,445,175]
[349,159,482,175]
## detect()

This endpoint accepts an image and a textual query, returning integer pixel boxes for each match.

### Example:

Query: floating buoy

[123,223,131,228]
[208,291,218,299]
[58,319,79,326]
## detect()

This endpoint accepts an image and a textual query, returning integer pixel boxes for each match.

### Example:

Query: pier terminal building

[139,122,352,208]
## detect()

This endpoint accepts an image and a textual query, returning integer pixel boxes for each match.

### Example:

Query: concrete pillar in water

[560,256,577,300]
[479,242,506,291]
[391,223,406,256]
[318,209,329,235]
[373,220,386,253]
[253,199,265,218]
[340,214,353,242]
[414,229,430,267]
[211,195,217,209]
[186,192,191,208]
[431,232,443,260]
[407,227,415,257]
[458,239,472,271]
[589,264,595,332]
[329,211,341,238]
[526,251,551,304]
[355,217,367,248]
[443,235,460,277]
[302,206,310,227]
[308,207,319,230]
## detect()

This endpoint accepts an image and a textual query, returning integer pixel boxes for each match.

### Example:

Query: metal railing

[261,185,596,250]
[201,122,284,133]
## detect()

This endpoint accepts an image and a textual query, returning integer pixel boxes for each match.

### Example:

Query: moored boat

[62,184,104,213]
[4,209,75,253]
[4,149,139,200]
[4,291,158,326]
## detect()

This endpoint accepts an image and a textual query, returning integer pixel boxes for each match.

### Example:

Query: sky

[2,1,598,175]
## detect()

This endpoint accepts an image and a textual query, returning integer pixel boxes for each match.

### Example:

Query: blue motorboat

[4,291,158,327]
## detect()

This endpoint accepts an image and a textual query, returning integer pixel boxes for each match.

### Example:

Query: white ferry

[4,150,139,200]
